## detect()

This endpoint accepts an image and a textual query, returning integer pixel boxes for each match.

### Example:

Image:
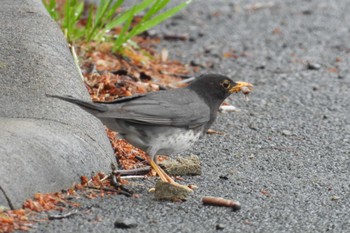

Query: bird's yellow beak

[229,81,254,94]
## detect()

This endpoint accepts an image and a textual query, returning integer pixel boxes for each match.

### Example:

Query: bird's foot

[149,159,193,192]
[168,181,193,192]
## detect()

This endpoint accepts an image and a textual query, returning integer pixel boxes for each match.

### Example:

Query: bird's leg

[150,159,176,183]
[146,147,173,183]
[147,148,192,191]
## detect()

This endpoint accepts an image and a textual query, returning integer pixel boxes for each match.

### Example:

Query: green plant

[44,0,59,20]
[112,0,191,51]
[62,0,84,42]
[85,0,124,42]
[42,0,191,52]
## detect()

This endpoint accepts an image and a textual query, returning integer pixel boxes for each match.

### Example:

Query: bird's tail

[46,94,108,115]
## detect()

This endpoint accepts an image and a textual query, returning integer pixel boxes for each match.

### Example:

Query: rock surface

[159,154,201,176]
[0,0,115,208]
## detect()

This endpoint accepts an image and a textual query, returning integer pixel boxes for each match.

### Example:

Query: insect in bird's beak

[229,81,254,95]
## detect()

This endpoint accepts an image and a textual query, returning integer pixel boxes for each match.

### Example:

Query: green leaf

[85,4,94,38]
[130,1,189,38]
[105,0,154,30]
[142,0,169,22]
[74,2,84,22]
[113,6,136,51]
[43,0,58,20]
[42,0,191,49]
[105,0,124,21]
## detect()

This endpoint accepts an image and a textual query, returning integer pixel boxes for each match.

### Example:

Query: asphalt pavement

[33,0,350,232]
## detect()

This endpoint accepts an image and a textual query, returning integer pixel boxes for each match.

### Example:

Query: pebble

[312,85,319,91]
[219,174,229,180]
[216,223,225,230]
[281,130,292,136]
[248,122,259,131]
[114,217,138,229]
[248,154,255,159]
[307,62,321,70]
[330,195,340,201]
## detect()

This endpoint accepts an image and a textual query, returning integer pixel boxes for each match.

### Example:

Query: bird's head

[188,74,253,105]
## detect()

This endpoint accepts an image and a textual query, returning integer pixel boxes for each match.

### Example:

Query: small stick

[110,173,134,196]
[135,155,146,161]
[87,185,119,193]
[48,210,78,220]
[100,175,109,182]
[202,196,241,211]
[206,129,225,135]
[113,167,151,176]
[119,175,147,179]
[87,185,132,197]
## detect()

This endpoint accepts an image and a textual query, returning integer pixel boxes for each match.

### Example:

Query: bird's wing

[96,89,211,128]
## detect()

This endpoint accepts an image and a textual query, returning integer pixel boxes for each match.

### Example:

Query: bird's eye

[221,79,231,89]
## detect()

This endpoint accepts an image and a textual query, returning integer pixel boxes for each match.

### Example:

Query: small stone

[154,181,193,201]
[114,217,138,229]
[302,9,312,15]
[248,154,255,159]
[219,105,239,113]
[190,59,205,68]
[216,223,225,230]
[159,154,201,176]
[0,206,9,212]
[330,195,340,201]
[148,187,156,192]
[312,85,319,91]
[198,32,205,37]
[307,62,321,70]
[219,174,229,180]
[281,130,292,136]
[248,122,258,131]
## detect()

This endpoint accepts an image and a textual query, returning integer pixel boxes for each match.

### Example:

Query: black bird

[47,74,253,190]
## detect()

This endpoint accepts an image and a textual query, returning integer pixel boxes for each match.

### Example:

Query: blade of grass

[63,0,71,41]
[113,6,136,51]
[85,4,94,39]
[122,1,190,45]
[43,0,58,20]
[87,0,125,41]
[43,0,191,49]
[72,1,84,41]
[73,1,84,23]
[93,0,125,41]
[64,0,84,42]
[105,0,154,31]
[141,0,169,22]
[126,0,169,39]
[87,0,110,41]
[105,0,124,20]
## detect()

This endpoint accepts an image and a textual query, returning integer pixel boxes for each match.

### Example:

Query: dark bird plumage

[47,74,253,188]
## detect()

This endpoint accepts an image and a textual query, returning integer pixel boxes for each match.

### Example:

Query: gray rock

[216,223,225,230]
[307,62,321,70]
[154,181,193,201]
[114,217,138,228]
[281,130,292,136]
[0,0,115,209]
[159,154,202,176]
